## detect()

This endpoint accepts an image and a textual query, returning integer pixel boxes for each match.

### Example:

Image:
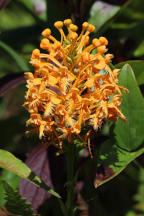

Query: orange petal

[48,75,58,85]
[50,95,61,104]
[85,78,94,88]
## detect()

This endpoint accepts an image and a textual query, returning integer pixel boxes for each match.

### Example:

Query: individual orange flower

[24,19,128,150]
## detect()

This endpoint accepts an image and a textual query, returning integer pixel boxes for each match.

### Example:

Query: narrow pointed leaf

[0,73,25,96]
[0,40,29,71]
[0,149,61,198]
[0,170,19,206]
[2,181,38,216]
[114,64,144,151]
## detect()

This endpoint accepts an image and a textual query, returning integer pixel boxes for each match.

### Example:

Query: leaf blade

[0,40,29,71]
[88,1,120,31]
[94,139,144,188]
[116,60,144,85]
[0,149,61,199]
[114,64,144,151]
[19,144,54,211]
[0,170,19,206]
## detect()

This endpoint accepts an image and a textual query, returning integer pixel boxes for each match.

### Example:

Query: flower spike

[24,20,128,153]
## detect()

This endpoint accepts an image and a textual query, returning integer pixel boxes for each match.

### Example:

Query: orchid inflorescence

[24,19,128,150]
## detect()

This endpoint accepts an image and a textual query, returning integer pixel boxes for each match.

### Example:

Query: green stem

[65,142,75,216]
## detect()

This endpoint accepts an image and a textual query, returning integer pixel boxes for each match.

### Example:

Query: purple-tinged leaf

[32,0,46,15]
[75,181,84,193]
[75,181,88,216]
[94,140,144,188]
[94,166,115,188]
[76,193,88,216]
[0,73,25,97]
[88,0,120,30]
[19,144,53,211]
[0,149,59,199]
[81,149,89,158]
[0,0,10,10]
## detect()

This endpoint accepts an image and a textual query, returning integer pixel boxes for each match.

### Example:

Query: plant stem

[65,142,75,216]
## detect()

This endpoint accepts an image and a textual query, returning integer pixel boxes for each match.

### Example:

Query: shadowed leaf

[89,0,132,36]
[19,144,53,211]
[0,41,29,71]
[88,0,120,30]
[0,0,10,10]
[94,139,144,188]
[0,73,25,97]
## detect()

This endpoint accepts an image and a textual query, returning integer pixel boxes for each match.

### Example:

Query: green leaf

[0,149,61,199]
[0,40,29,71]
[88,1,120,31]
[91,0,133,36]
[125,211,136,216]
[0,0,35,30]
[0,170,19,205]
[134,41,144,57]
[94,139,144,188]
[3,181,37,216]
[116,60,144,85]
[114,64,144,151]
[15,0,46,23]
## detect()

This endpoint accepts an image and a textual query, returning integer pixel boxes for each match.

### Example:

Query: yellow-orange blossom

[24,19,128,149]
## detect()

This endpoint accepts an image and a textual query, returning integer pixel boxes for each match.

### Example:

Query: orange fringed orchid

[24,19,128,150]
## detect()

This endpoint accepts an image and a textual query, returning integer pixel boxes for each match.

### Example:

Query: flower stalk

[65,142,75,216]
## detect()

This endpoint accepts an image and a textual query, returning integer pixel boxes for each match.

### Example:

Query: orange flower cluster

[24,19,128,148]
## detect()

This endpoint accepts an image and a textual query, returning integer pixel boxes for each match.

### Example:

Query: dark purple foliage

[19,144,53,212]
[0,0,10,10]
[94,165,115,188]
[0,73,25,97]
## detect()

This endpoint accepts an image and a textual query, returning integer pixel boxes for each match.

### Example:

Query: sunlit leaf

[3,181,37,216]
[0,170,19,206]
[116,60,144,85]
[114,64,144,151]
[0,149,61,198]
